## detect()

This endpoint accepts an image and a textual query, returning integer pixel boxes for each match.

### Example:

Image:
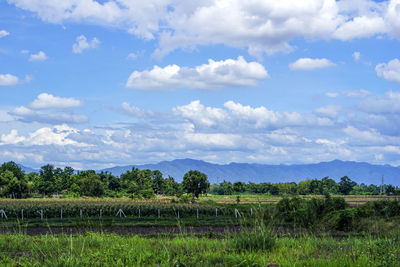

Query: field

[0,232,399,266]
[1,195,400,266]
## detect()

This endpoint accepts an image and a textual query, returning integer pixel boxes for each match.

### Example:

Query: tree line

[0,161,399,198]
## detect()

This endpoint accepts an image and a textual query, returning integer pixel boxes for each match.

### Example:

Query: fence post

[138,209,141,218]
[116,209,126,218]
[158,209,160,218]
[0,209,7,219]
[60,209,63,220]
[21,209,24,220]
[80,209,82,219]
[100,209,102,218]
[251,208,253,216]
[41,209,43,221]
[196,208,199,219]
[216,208,218,217]
[178,210,180,219]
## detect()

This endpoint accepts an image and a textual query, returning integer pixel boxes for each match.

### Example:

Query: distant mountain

[100,159,400,186]
[17,164,38,174]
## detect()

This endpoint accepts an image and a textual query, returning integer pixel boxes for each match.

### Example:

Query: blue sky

[1,0,400,169]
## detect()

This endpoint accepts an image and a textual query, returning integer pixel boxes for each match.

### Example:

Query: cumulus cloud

[29,93,82,109]
[0,74,19,86]
[29,51,48,62]
[2,94,400,168]
[357,91,400,114]
[126,56,268,90]
[8,0,396,58]
[0,30,9,38]
[9,93,87,124]
[314,105,342,118]
[121,102,154,118]
[173,100,228,127]
[289,58,336,70]
[375,58,400,84]
[72,35,100,54]
[353,51,361,61]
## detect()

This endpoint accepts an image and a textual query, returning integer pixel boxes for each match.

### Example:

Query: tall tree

[339,176,357,195]
[182,170,210,198]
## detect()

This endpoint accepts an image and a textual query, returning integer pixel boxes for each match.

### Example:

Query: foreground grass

[0,232,399,266]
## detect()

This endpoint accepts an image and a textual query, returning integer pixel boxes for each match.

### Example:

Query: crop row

[0,203,242,219]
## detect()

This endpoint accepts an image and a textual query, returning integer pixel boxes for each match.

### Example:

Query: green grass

[0,231,399,266]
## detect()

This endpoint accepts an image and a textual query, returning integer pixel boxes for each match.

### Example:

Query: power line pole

[380,175,385,195]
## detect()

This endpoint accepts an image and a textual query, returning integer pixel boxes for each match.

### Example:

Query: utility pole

[380,175,385,195]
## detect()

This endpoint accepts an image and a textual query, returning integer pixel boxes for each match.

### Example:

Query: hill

[100,159,400,186]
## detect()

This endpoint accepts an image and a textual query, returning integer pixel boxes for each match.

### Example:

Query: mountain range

[99,159,400,186]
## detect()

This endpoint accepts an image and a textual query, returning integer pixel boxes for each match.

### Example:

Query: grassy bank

[0,231,399,266]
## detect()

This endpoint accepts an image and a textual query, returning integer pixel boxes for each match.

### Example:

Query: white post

[196,208,199,219]
[80,209,82,219]
[100,209,102,218]
[158,209,160,218]
[251,208,253,216]
[216,208,218,217]
[60,209,63,219]
[0,210,7,219]
[41,209,43,221]
[116,209,126,218]
[21,209,24,220]
[138,209,141,218]
[178,210,180,219]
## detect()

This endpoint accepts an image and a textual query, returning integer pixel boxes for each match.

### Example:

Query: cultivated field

[1,195,400,266]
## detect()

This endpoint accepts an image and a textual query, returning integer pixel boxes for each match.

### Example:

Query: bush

[230,229,275,252]
[335,209,356,231]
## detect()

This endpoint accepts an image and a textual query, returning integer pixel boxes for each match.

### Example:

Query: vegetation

[0,230,399,266]
[1,161,399,200]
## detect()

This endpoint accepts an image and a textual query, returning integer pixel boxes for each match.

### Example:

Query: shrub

[230,229,275,252]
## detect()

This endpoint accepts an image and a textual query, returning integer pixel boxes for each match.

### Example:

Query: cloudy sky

[1,0,400,169]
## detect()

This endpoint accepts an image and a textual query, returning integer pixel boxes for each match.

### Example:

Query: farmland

[0,196,400,266]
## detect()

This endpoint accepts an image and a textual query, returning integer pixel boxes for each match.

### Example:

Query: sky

[0,0,400,169]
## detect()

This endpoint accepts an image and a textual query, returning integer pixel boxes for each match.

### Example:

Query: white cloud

[29,51,48,62]
[126,56,268,90]
[0,30,9,38]
[334,16,385,40]
[375,58,400,84]
[357,91,400,114]
[314,105,342,118]
[289,58,336,70]
[72,35,100,54]
[8,93,87,124]
[20,49,29,54]
[9,0,395,58]
[3,95,400,168]
[126,52,138,60]
[353,51,361,61]
[173,100,228,127]
[325,92,339,98]
[0,74,19,86]
[343,89,370,98]
[121,102,154,118]
[29,93,82,109]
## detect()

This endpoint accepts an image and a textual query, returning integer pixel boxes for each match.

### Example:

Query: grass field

[0,231,399,266]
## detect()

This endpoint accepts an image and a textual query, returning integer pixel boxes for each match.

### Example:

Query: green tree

[182,170,210,198]
[233,181,245,194]
[36,164,57,196]
[78,171,105,197]
[338,176,357,195]
[0,162,28,198]
[152,170,166,194]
